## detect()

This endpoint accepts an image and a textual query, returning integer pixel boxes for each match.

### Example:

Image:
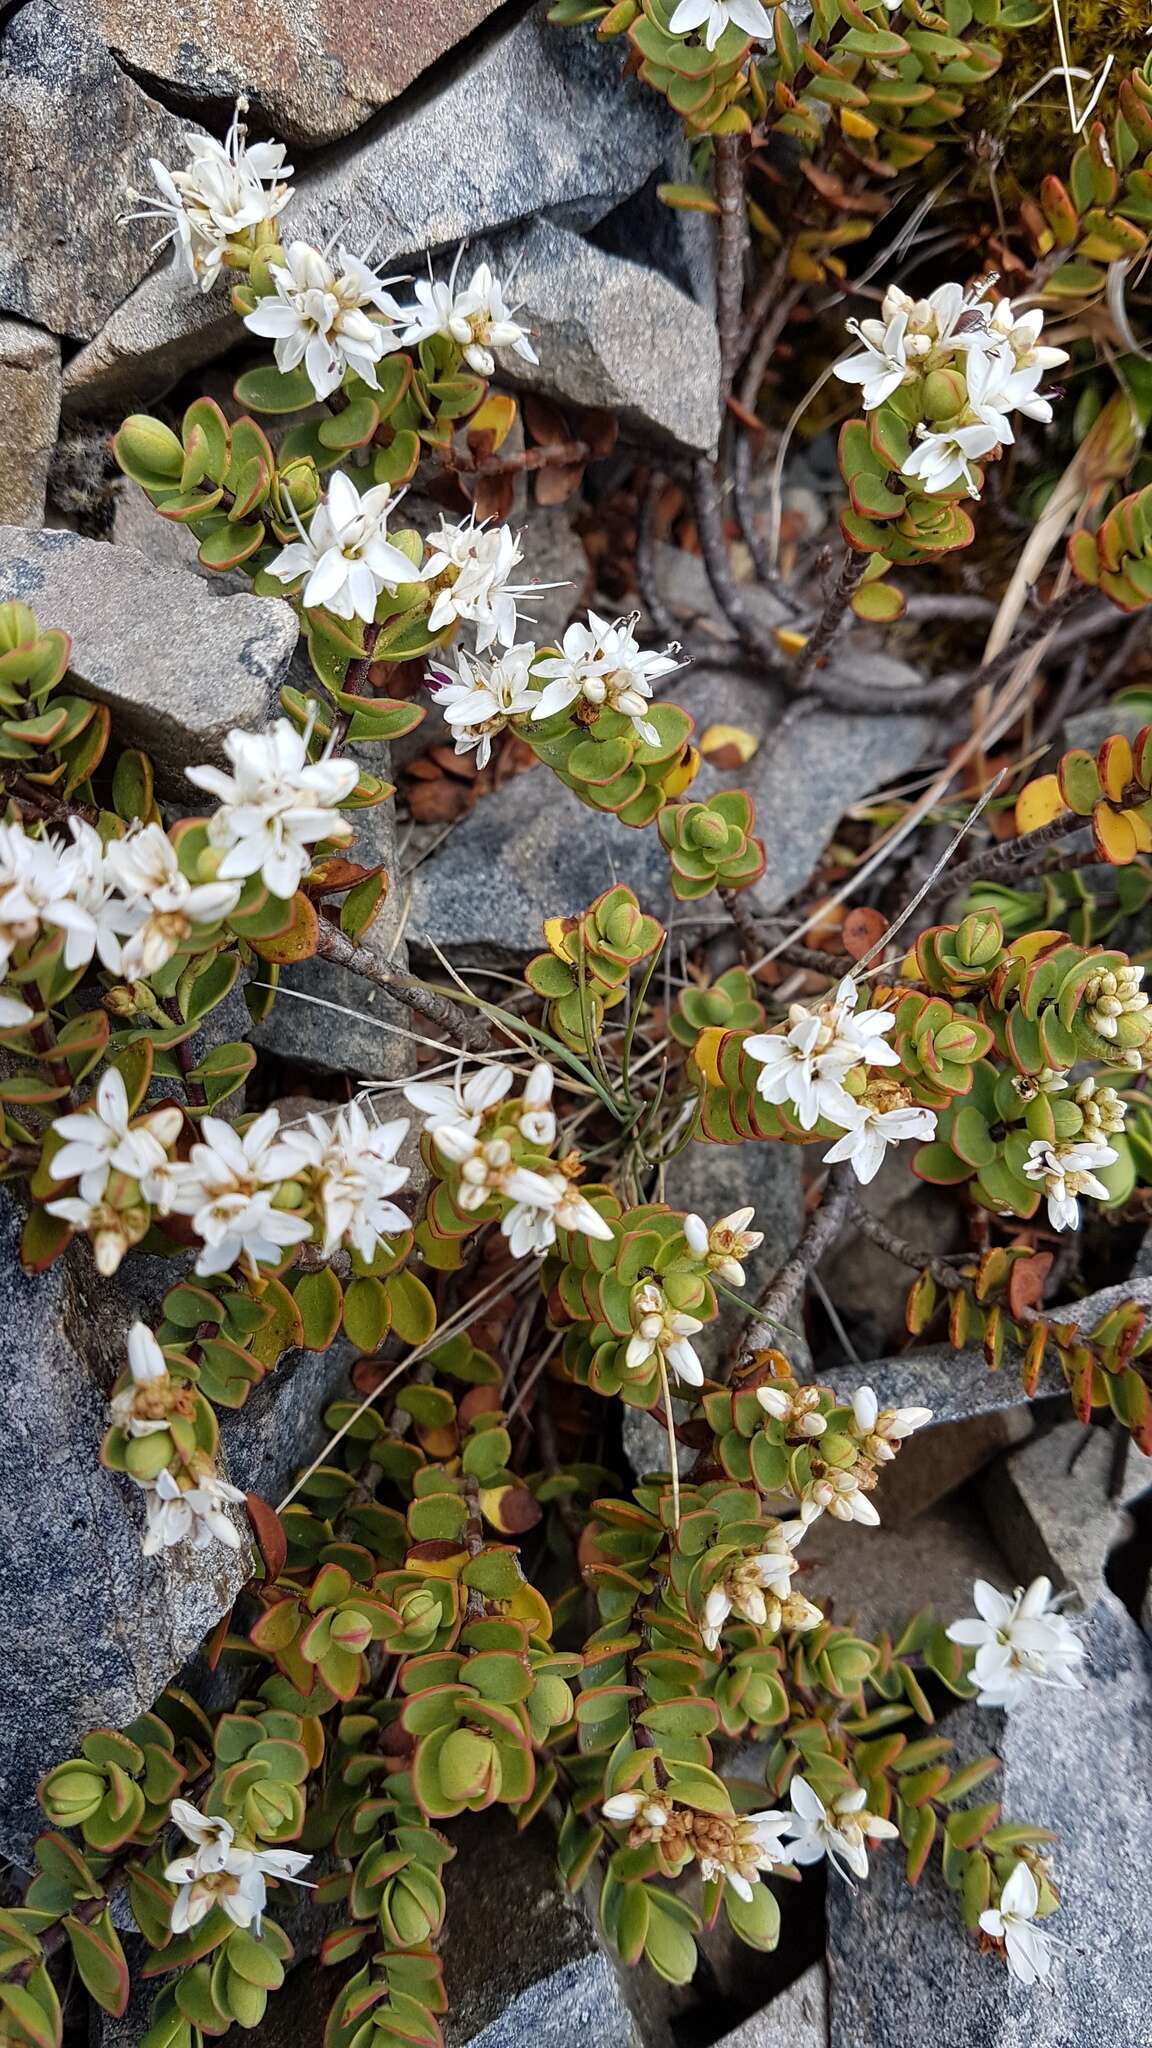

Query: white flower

[168,1108,312,1276]
[756,1382,827,1437]
[532,612,680,747]
[517,1062,556,1147]
[744,979,897,1132]
[243,240,409,400]
[683,1205,763,1287]
[946,1576,1084,1709]
[784,1776,898,1883]
[0,823,76,965]
[500,1168,614,1260]
[40,820,138,974]
[125,101,293,291]
[1021,1137,1116,1232]
[1083,962,1148,1040]
[602,1790,671,1830]
[699,1808,795,1902]
[426,643,539,770]
[902,420,1001,498]
[47,1069,182,1203]
[423,516,557,652]
[169,1800,237,1873]
[106,823,242,977]
[109,1323,175,1438]
[667,0,773,50]
[822,1094,938,1185]
[0,988,33,1029]
[403,1060,515,1139]
[141,1464,246,1556]
[266,470,423,624]
[624,1279,704,1388]
[398,253,538,377]
[164,1799,312,1936]
[835,306,911,411]
[1073,1076,1126,1138]
[979,1861,1057,1986]
[849,1385,932,1463]
[186,718,359,901]
[279,1101,410,1261]
[981,299,1069,376]
[800,1466,880,1527]
[700,1521,808,1649]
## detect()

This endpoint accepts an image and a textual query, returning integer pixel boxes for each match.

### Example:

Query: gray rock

[481,219,722,455]
[819,1150,966,1363]
[111,478,250,594]
[1063,704,1146,755]
[0,526,298,792]
[406,760,687,965]
[53,0,508,146]
[590,165,717,313]
[63,7,685,411]
[664,1138,805,1374]
[826,1594,1152,2047]
[802,1495,1011,1644]
[0,3,202,340]
[716,1965,830,2047]
[983,1420,1135,1612]
[440,1812,674,2047]
[0,1190,251,1864]
[877,1410,1033,1530]
[0,318,60,525]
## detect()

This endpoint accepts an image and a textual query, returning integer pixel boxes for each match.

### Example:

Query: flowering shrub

[4,0,1149,2021]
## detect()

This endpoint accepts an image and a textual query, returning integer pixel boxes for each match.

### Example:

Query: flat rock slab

[826,1594,1152,2048]
[64,8,684,412]
[52,0,508,145]
[0,526,297,791]
[484,218,721,454]
[0,317,61,525]
[716,1965,829,2047]
[0,2,203,339]
[801,1495,1011,1644]
[983,1419,1140,1611]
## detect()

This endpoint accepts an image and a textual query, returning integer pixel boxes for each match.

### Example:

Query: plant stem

[692,455,783,671]
[733,1165,855,1372]
[926,808,1087,899]
[845,1196,969,1292]
[439,438,590,479]
[790,549,868,689]
[720,886,850,978]
[315,917,490,1050]
[714,134,750,397]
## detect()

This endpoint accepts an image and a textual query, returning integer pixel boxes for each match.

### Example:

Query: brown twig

[721,886,850,979]
[845,1196,969,1292]
[714,134,750,396]
[692,455,783,671]
[735,1165,855,1369]
[789,548,869,690]
[927,809,1088,899]
[315,916,490,1050]
[635,471,677,642]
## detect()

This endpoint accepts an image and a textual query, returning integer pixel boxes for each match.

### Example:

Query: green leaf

[65,1911,130,2017]
[294,1266,344,1350]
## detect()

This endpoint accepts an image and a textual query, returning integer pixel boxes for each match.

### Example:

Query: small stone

[715,1965,830,2047]
[0,318,60,525]
[982,1420,1138,1612]
[826,1594,1152,2048]
[0,2,203,340]
[52,0,508,145]
[480,218,722,455]
[440,1811,674,2046]
[0,526,298,792]
[802,1495,1012,1644]
[63,10,684,412]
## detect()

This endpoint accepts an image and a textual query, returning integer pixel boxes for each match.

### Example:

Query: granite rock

[0,526,298,792]
[0,318,61,525]
[876,1409,1033,1530]
[0,1191,251,1864]
[0,2,202,340]
[715,1965,830,2048]
[481,218,722,454]
[63,7,685,411]
[826,1594,1152,2048]
[52,0,508,145]
[983,1420,1140,1611]
[801,1495,1011,1644]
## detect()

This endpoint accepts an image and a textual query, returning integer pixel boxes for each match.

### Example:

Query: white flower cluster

[404,1059,611,1260]
[164,1798,312,1935]
[836,281,1067,497]
[428,607,680,768]
[603,1770,898,1899]
[755,1380,931,1530]
[125,101,293,292]
[187,717,360,900]
[700,1518,819,1650]
[946,1574,1084,1711]
[743,977,936,1185]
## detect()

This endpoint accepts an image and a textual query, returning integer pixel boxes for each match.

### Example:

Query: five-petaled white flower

[784,1775,899,1883]
[683,1206,763,1287]
[142,1464,247,1556]
[243,240,409,400]
[164,1798,312,1935]
[47,1069,182,1204]
[187,718,359,901]
[822,1091,938,1185]
[168,1108,312,1276]
[1021,1137,1116,1232]
[427,643,539,770]
[625,1280,704,1388]
[500,1167,614,1260]
[531,612,680,747]
[106,822,242,978]
[744,978,898,1132]
[979,1861,1057,1986]
[946,1576,1084,1709]
[901,419,1001,499]
[109,1323,174,1439]
[423,517,558,652]
[668,0,773,51]
[399,253,538,377]
[125,100,293,292]
[403,1060,516,1141]
[835,305,912,411]
[266,470,423,624]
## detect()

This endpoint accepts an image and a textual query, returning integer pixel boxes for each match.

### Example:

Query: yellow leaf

[775,628,808,656]
[699,722,760,765]
[542,915,570,962]
[692,1027,727,1086]
[840,106,879,139]
[1093,804,1140,864]
[1014,774,1066,834]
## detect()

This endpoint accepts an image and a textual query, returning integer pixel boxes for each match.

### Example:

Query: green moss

[987,0,1147,194]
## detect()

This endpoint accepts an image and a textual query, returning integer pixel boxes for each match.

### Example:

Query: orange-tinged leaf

[1098,733,1134,802]
[1092,803,1140,864]
[1014,774,1065,835]
[699,723,759,767]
